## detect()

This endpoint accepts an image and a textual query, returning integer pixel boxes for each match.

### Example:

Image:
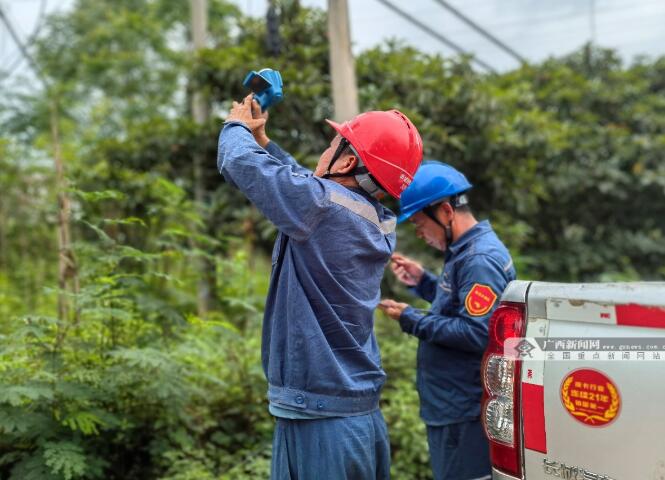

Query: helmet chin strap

[423,202,453,251]
[322,137,351,178]
[322,137,386,199]
[353,164,386,198]
[443,224,453,248]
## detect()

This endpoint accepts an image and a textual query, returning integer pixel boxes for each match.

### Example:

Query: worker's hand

[250,97,270,148]
[226,94,267,135]
[390,253,424,287]
[378,299,409,321]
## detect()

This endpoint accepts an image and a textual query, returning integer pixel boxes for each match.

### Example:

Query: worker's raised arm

[247,97,311,175]
[264,141,311,176]
[217,98,328,241]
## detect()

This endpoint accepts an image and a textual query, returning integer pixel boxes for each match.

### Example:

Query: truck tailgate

[520,283,665,480]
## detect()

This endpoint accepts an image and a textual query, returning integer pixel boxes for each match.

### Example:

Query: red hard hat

[325,110,423,199]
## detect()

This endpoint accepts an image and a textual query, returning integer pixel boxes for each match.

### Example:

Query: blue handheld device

[243,68,283,111]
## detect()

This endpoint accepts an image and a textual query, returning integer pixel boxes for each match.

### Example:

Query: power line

[479,0,665,33]
[430,0,527,64]
[30,0,48,44]
[356,1,665,44]
[1,55,25,79]
[375,0,498,73]
[0,0,47,81]
[491,13,665,43]
[0,4,48,86]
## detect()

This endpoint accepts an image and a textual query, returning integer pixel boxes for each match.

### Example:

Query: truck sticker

[543,458,616,480]
[560,369,621,427]
[464,283,497,316]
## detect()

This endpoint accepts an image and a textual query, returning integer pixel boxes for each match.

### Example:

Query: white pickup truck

[482,280,665,480]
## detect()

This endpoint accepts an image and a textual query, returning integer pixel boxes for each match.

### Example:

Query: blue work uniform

[399,221,516,480]
[218,122,394,479]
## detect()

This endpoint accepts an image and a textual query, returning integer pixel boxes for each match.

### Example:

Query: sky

[237,0,665,71]
[1,0,664,80]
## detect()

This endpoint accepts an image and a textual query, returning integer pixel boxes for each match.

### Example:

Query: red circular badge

[560,369,621,427]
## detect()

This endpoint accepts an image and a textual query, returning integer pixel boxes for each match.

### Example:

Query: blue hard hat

[397,161,473,223]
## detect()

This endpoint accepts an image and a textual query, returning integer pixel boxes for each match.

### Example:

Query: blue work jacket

[399,221,516,425]
[218,122,396,417]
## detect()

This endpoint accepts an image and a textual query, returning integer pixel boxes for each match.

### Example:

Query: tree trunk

[51,98,80,331]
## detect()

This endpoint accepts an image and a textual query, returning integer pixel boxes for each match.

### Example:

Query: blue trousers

[426,419,491,480]
[271,410,391,480]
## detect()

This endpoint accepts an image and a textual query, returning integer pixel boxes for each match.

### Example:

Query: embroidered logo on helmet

[465,283,497,316]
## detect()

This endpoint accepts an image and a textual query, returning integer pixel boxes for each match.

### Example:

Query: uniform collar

[345,186,379,204]
[447,220,491,256]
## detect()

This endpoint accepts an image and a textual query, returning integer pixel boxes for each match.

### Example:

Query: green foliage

[42,442,89,480]
[1,0,664,478]
[0,210,271,478]
[377,318,432,479]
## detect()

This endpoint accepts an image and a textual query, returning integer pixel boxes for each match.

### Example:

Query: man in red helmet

[217,95,422,479]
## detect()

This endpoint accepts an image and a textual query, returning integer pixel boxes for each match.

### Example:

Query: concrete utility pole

[327,0,359,122]
[191,0,208,130]
[190,0,213,317]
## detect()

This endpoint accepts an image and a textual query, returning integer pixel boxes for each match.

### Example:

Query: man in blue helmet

[378,161,516,480]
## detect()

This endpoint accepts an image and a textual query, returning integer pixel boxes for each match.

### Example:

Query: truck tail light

[481,302,526,478]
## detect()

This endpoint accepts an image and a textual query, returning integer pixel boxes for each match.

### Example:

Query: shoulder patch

[465,283,498,316]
